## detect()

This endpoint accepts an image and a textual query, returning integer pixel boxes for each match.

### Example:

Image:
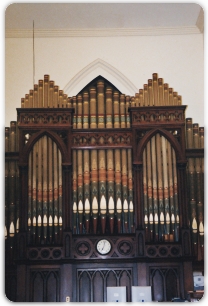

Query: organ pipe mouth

[85,199,90,214]
[78,200,83,213]
[116,198,122,214]
[9,222,15,237]
[92,197,98,214]
[199,221,204,235]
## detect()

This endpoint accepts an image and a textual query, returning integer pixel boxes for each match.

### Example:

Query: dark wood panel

[33,272,44,302]
[30,269,60,302]
[76,267,133,302]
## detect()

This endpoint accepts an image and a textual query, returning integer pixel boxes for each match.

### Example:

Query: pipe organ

[72,147,133,235]
[5,74,204,302]
[27,136,63,244]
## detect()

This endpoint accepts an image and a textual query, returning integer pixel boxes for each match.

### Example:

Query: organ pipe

[72,148,134,234]
[186,119,204,257]
[143,134,179,242]
[5,74,203,255]
[28,136,63,244]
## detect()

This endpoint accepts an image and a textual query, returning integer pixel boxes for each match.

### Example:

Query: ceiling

[5,3,204,37]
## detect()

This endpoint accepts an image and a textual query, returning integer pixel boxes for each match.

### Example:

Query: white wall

[5,33,204,127]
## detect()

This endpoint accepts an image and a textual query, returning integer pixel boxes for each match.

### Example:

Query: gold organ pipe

[148,79,153,106]
[44,75,49,107]
[143,84,148,106]
[90,87,97,128]
[25,94,29,108]
[186,118,194,148]
[178,95,182,105]
[21,98,25,108]
[33,85,38,107]
[153,73,158,106]
[63,94,67,108]
[53,86,59,108]
[113,91,120,128]
[72,96,77,128]
[135,93,139,107]
[173,92,178,105]
[139,89,143,106]
[49,81,54,108]
[125,96,131,128]
[164,83,169,105]
[169,88,173,105]
[29,90,33,108]
[59,90,63,108]
[106,87,113,128]
[199,127,204,148]
[83,92,89,129]
[77,94,83,129]
[130,96,135,107]
[120,94,126,128]
[38,80,43,107]
[67,97,72,108]
[158,78,164,105]
[97,80,105,128]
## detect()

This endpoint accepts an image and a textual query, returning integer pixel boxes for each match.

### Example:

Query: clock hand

[102,241,106,251]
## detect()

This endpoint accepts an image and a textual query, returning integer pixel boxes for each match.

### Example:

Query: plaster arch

[63,58,138,96]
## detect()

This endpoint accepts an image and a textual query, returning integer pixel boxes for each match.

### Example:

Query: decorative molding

[63,58,138,96]
[6,26,202,38]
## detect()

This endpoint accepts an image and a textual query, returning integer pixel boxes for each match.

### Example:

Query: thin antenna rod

[33,20,35,86]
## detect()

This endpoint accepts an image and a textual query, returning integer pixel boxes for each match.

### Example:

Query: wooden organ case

[5,74,204,302]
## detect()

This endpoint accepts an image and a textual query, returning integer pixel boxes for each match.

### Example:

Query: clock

[96,239,111,255]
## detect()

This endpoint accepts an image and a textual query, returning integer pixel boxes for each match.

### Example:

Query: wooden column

[19,164,28,232]
[63,163,72,232]
[133,162,143,230]
[177,161,189,228]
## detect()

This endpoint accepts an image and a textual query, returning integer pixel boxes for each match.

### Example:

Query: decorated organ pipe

[5,73,204,254]
[20,73,182,117]
[186,119,204,258]
[143,133,179,242]
[72,148,134,234]
[27,136,63,244]
[5,122,20,258]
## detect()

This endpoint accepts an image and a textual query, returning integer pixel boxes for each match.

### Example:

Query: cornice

[5,26,202,38]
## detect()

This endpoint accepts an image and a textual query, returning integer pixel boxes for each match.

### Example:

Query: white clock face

[96,239,111,255]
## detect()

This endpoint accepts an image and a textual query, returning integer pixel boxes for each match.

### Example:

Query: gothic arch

[136,128,184,163]
[63,58,138,96]
[19,130,69,165]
